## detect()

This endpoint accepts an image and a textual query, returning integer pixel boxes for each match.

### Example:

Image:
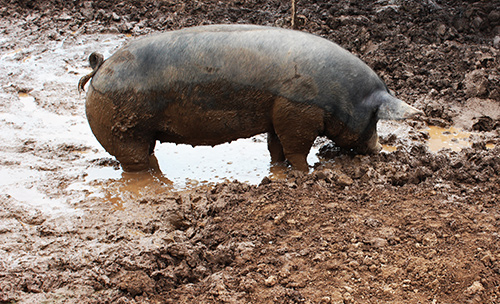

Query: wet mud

[0,0,499,303]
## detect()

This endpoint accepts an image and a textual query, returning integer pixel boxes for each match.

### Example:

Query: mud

[0,0,499,303]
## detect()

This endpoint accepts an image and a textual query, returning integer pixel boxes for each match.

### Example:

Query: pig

[79,24,421,172]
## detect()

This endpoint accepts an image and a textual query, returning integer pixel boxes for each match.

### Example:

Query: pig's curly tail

[78,52,104,93]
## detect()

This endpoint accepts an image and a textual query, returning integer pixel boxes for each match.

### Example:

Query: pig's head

[357,90,422,153]
[324,89,422,155]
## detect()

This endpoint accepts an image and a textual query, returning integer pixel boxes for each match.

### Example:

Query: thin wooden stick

[291,0,297,29]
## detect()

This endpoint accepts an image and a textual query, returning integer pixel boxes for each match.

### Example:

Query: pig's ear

[376,92,423,121]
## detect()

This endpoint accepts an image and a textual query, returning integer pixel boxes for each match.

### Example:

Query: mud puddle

[81,136,321,207]
[426,125,472,152]
[82,136,320,188]
[424,125,497,152]
[154,137,320,186]
[0,32,130,215]
[379,121,491,153]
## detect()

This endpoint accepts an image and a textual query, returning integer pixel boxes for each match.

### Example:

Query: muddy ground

[1,0,499,303]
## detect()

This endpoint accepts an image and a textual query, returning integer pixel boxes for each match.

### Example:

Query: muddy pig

[79,24,422,172]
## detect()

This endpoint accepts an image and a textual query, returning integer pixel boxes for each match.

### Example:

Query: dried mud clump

[472,116,500,131]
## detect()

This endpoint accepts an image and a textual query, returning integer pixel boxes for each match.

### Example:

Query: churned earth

[0,0,499,303]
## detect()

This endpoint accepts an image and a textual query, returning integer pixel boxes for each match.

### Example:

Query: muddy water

[0,33,130,215]
[378,122,480,153]
[83,136,320,187]
[426,126,472,152]
[154,138,321,185]
[381,144,398,152]
[82,137,320,208]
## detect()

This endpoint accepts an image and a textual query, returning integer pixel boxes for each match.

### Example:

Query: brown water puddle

[93,162,292,210]
[426,126,471,152]
[83,137,303,207]
[99,172,174,210]
[382,126,494,153]
[382,144,398,152]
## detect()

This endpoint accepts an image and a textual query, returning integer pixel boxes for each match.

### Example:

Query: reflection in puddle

[84,167,171,209]
[85,166,122,181]
[102,172,173,210]
[154,137,319,187]
[426,126,471,152]
[83,137,319,206]
[269,164,288,181]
